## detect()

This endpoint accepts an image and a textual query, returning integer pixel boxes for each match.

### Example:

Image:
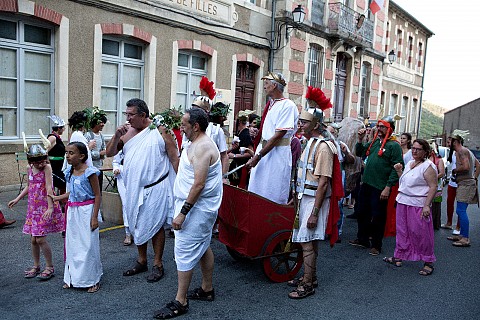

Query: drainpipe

[416,36,430,137]
[268,0,277,72]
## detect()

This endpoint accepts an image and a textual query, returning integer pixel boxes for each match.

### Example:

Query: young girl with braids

[52,142,102,293]
[8,144,64,280]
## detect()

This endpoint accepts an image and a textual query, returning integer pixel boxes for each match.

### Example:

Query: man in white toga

[154,108,223,319]
[106,98,179,283]
[246,72,298,204]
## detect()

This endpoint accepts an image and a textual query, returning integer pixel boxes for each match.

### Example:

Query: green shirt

[355,138,404,190]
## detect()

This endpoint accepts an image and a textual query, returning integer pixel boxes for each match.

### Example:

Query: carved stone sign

[137,0,238,26]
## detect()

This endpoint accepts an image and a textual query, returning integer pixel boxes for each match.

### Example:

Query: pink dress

[23,168,64,236]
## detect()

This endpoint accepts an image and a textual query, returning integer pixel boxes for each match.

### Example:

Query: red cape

[326,154,344,247]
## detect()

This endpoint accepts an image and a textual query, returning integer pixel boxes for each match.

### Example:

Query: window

[312,0,326,25]
[359,62,371,118]
[407,36,413,68]
[0,18,54,139]
[396,29,403,62]
[400,96,408,133]
[101,38,144,135]
[389,94,397,116]
[176,51,208,111]
[410,99,417,132]
[306,44,324,88]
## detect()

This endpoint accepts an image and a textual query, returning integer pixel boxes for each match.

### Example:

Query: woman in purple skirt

[383,139,438,276]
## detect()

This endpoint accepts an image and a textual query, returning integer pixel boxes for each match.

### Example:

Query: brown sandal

[87,283,100,293]
[287,276,318,288]
[419,263,434,276]
[288,283,315,299]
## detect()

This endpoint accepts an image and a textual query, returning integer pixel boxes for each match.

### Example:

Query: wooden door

[235,62,256,119]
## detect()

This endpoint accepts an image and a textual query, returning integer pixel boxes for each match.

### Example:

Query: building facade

[443,97,480,151]
[0,0,432,186]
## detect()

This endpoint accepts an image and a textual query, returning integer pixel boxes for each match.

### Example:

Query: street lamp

[269,5,306,51]
[292,5,306,24]
[388,50,396,64]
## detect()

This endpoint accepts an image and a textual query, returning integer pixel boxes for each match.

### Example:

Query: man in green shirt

[348,116,404,255]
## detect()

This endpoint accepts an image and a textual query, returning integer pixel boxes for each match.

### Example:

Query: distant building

[443,97,480,150]
[0,0,433,186]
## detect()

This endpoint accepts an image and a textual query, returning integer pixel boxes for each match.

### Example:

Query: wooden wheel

[261,230,303,282]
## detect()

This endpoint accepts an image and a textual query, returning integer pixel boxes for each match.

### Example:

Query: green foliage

[418,108,443,139]
[150,106,183,130]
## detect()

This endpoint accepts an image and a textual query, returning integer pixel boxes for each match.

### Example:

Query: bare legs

[136,227,165,267]
[175,247,214,306]
[31,236,53,268]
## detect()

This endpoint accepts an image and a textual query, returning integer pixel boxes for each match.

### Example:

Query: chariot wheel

[261,230,303,282]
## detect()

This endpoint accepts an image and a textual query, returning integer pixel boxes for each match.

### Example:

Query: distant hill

[418,101,445,139]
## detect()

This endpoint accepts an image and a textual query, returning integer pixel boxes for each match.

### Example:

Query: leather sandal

[154,300,189,319]
[146,265,165,283]
[287,276,318,288]
[419,263,434,276]
[288,283,315,299]
[87,283,100,293]
[123,261,148,276]
[187,287,215,301]
[383,257,402,267]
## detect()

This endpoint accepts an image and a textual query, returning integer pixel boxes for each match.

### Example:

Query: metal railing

[328,2,374,46]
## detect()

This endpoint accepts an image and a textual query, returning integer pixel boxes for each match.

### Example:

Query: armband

[180,202,193,215]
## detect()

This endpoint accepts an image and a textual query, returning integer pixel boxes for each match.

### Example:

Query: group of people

[5,70,480,316]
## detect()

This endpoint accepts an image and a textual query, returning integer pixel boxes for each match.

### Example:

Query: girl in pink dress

[8,144,64,280]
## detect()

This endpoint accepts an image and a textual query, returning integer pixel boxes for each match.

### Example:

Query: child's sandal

[24,266,40,278]
[37,266,55,280]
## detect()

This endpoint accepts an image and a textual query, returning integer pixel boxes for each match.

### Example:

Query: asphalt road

[1,187,479,320]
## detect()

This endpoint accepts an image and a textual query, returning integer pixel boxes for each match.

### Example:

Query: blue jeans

[456,202,469,238]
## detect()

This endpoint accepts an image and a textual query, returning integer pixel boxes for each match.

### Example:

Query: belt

[145,172,169,189]
[67,199,95,207]
[261,138,290,148]
[49,156,64,160]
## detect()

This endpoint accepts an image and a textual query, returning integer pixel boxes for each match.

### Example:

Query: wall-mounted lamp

[388,50,396,64]
[269,5,306,51]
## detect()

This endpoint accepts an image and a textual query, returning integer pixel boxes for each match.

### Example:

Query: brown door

[235,62,256,119]
[334,52,348,121]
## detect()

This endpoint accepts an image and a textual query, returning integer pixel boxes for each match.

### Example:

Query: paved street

[1,187,479,320]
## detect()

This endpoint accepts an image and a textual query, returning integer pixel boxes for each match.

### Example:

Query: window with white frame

[176,51,208,111]
[101,38,144,135]
[359,62,371,118]
[410,99,417,132]
[0,18,54,139]
[400,96,408,133]
[306,44,324,88]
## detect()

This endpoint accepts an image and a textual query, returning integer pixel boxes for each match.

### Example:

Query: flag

[370,0,384,15]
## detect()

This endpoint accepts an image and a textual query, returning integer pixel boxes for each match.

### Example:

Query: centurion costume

[292,87,343,247]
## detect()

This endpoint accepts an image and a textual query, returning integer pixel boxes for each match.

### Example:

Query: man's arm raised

[106,124,128,157]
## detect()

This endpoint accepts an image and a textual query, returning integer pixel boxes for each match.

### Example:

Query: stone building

[443,97,480,151]
[0,0,432,186]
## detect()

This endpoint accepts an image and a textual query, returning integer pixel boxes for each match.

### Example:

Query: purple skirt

[394,203,436,262]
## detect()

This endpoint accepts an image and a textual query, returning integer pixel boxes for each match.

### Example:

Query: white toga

[122,127,175,245]
[248,98,298,204]
[173,151,223,271]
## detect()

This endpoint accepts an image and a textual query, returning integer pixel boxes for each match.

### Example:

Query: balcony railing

[328,2,374,46]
